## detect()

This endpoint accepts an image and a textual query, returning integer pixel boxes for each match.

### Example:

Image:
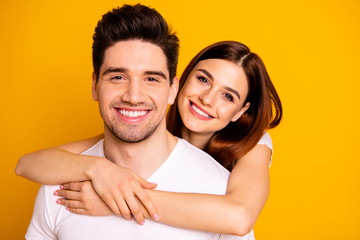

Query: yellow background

[1,0,359,239]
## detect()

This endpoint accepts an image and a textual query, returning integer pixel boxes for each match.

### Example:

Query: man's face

[92,40,178,143]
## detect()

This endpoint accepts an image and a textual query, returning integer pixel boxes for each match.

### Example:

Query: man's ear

[92,72,98,101]
[231,102,250,122]
[168,76,179,105]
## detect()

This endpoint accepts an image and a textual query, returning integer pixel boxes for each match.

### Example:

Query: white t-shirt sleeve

[258,132,273,167]
[257,132,272,151]
[25,185,57,240]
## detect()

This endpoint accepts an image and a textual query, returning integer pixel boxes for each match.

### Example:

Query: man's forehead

[101,40,169,78]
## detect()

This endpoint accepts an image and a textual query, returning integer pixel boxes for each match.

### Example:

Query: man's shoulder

[157,138,229,194]
[176,138,212,159]
[37,184,63,212]
[81,139,104,157]
[176,138,228,173]
[25,184,64,239]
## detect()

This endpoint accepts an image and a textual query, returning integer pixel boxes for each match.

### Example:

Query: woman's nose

[199,89,216,107]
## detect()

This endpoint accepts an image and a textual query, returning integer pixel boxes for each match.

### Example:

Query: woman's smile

[188,101,214,120]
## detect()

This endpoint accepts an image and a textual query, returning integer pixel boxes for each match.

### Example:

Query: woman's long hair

[167,41,282,171]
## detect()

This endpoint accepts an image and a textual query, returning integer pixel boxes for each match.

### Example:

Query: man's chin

[108,127,157,144]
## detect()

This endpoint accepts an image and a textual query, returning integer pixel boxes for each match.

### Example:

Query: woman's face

[177,59,250,136]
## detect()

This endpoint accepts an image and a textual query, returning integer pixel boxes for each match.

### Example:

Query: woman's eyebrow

[197,69,213,80]
[224,86,241,100]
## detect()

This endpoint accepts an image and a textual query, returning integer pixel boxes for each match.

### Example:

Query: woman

[16,41,282,236]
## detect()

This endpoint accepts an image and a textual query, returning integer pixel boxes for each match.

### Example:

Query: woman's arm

[147,144,271,236]
[15,135,158,224]
[15,135,104,184]
[58,144,271,236]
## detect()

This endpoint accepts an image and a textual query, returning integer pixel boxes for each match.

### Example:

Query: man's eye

[224,93,234,102]
[197,76,208,84]
[111,76,123,80]
[147,77,158,82]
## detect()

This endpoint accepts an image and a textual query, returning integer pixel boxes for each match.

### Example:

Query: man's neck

[103,125,178,179]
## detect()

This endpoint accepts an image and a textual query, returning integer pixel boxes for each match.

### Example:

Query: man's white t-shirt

[26,138,256,240]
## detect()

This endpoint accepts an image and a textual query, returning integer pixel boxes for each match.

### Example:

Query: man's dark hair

[92,4,179,84]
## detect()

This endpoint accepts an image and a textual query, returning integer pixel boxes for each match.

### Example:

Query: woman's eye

[224,93,234,102]
[197,76,208,84]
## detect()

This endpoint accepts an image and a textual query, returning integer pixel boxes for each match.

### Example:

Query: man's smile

[114,107,152,123]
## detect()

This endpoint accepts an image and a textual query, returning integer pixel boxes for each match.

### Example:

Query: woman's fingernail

[140,221,145,226]
[54,191,58,196]
[153,213,159,221]
[60,185,64,190]
[56,199,61,204]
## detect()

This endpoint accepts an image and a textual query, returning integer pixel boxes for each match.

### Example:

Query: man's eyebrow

[102,67,127,76]
[197,69,241,100]
[144,71,168,80]
[102,68,167,80]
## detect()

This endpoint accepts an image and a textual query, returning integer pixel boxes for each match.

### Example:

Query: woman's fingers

[61,182,82,191]
[58,181,114,216]
[55,189,81,200]
[67,207,87,215]
[55,188,84,209]
[136,175,157,189]
[115,197,132,221]
[100,194,122,217]
[57,198,83,209]
[134,187,159,221]
[58,179,159,224]
[133,175,159,221]
[124,194,144,225]
[80,164,159,224]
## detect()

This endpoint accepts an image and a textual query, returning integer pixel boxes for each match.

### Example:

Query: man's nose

[121,79,145,104]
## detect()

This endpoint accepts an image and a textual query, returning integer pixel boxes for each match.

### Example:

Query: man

[26,4,245,240]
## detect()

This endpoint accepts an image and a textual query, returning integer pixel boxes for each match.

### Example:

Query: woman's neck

[181,126,213,150]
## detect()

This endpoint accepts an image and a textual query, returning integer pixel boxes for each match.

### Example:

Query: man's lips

[114,107,151,123]
[188,101,214,120]
[117,108,149,117]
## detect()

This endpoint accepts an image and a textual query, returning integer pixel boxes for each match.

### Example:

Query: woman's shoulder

[257,132,273,151]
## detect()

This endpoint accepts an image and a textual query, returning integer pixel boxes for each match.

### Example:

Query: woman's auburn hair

[167,41,282,171]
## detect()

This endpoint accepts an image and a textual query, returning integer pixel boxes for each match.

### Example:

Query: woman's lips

[188,101,214,121]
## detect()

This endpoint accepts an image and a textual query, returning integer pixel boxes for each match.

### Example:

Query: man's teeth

[118,109,148,118]
[191,103,213,118]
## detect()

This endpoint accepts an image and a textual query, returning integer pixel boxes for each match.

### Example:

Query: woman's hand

[55,181,113,216]
[84,159,159,224]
